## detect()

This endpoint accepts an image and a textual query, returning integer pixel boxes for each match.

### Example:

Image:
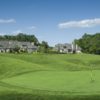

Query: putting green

[2,71,100,94]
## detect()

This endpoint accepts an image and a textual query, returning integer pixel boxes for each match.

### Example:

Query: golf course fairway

[0,53,100,100]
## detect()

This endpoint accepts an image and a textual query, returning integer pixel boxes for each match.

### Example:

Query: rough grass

[0,53,100,100]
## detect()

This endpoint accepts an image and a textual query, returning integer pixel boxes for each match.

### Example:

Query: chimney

[71,42,74,53]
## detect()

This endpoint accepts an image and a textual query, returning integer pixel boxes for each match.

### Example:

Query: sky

[0,0,100,46]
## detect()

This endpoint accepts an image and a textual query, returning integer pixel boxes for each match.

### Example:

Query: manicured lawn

[2,70,100,95]
[0,53,100,100]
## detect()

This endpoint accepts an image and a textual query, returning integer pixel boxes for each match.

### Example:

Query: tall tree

[75,33,100,54]
[38,41,49,53]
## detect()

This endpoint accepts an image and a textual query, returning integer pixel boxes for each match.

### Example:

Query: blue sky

[0,0,100,46]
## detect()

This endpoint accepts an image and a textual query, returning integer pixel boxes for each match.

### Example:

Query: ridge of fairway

[0,55,49,79]
[1,54,100,71]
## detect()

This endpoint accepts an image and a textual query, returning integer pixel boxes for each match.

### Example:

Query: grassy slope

[1,53,100,71]
[0,53,100,100]
[0,55,45,79]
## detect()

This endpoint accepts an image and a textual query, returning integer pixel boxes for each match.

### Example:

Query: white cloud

[0,30,22,36]
[28,26,36,30]
[0,19,16,24]
[58,18,100,29]
[0,32,6,35]
[12,30,22,34]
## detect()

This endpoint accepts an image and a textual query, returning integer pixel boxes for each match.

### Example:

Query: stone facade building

[0,41,38,53]
[54,43,81,53]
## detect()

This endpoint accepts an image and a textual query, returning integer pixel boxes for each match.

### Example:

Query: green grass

[0,53,100,100]
[2,70,100,94]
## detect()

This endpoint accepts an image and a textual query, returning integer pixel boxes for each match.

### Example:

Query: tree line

[0,33,39,45]
[75,33,100,55]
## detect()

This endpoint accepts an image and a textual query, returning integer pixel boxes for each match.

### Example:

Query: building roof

[0,41,37,49]
[54,43,81,51]
[55,43,72,49]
